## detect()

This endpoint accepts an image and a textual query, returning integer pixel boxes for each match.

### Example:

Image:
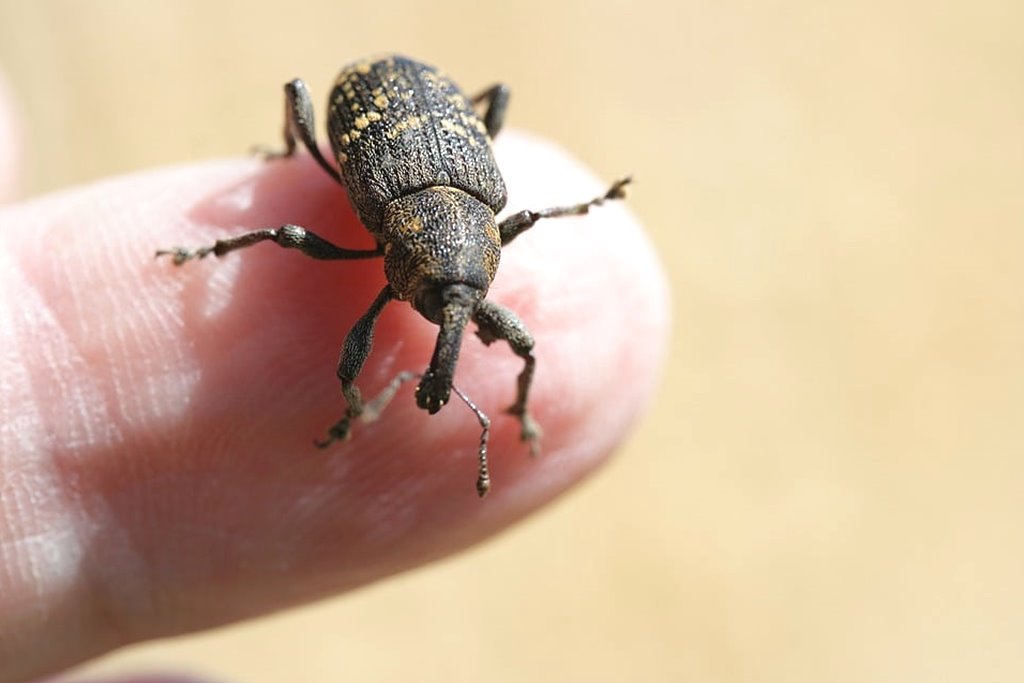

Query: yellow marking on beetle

[441,118,470,139]
[340,133,351,146]
[337,151,348,163]
[374,94,389,108]
[485,221,500,244]
[459,112,488,136]
[366,111,382,122]
[354,115,372,130]
[355,61,372,75]
[350,102,361,112]
[385,114,423,139]
[402,217,425,234]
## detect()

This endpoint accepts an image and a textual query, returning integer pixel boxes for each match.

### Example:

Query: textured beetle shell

[328,55,507,236]
[382,186,501,309]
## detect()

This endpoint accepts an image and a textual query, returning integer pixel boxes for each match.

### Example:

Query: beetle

[157,55,629,496]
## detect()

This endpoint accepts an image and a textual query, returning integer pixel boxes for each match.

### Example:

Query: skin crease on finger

[0,131,669,681]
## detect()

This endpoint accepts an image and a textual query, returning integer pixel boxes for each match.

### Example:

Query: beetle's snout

[415,282,481,325]
[414,283,479,414]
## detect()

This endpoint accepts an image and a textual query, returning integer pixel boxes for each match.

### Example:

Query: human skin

[0,98,669,682]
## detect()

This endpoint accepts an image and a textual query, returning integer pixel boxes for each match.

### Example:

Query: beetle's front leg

[156,224,382,264]
[497,176,632,246]
[316,286,395,447]
[473,300,541,455]
[252,78,343,185]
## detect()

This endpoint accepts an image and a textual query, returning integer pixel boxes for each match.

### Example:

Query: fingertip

[0,133,669,680]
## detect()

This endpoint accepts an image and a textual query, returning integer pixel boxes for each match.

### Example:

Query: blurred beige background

[2,1,1022,681]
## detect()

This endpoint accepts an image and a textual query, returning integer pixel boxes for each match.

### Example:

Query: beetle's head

[382,186,501,323]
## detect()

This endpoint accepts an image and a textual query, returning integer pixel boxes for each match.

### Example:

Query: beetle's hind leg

[471,84,510,138]
[473,300,541,455]
[252,78,343,185]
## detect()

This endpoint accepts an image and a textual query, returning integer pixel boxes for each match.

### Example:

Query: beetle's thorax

[382,186,501,322]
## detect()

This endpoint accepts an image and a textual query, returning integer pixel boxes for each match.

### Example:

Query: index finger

[0,131,669,681]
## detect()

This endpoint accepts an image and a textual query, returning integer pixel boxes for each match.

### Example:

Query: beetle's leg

[360,371,420,422]
[472,300,541,455]
[497,176,632,246]
[156,224,382,264]
[471,84,510,138]
[253,78,343,185]
[316,286,395,447]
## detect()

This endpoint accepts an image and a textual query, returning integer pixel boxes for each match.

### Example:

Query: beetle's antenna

[451,384,492,497]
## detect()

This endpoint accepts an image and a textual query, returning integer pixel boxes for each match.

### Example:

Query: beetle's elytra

[157,54,630,497]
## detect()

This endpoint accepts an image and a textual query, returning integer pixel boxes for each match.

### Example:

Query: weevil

[157,55,629,496]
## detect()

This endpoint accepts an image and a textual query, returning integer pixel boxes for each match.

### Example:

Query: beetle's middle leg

[253,78,343,185]
[473,300,541,455]
[156,224,382,264]
[497,176,632,246]
[316,286,395,447]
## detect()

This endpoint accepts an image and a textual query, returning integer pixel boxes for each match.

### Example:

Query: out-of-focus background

[2,1,1022,681]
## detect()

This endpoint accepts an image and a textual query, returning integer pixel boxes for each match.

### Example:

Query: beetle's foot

[604,176,632,201]
[507,406,542,456]
[415,372,450,415]
[250,144,293,161]
[155,245,215,265]
[314,418,352,448]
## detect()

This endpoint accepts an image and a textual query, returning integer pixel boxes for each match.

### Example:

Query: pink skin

[0,108,669,682]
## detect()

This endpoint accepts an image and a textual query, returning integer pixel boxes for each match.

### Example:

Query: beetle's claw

[155,246,213,265]
[250,144,292,161]
[315,419,352,448]
[507,406,542,456]
[606,176,633,200]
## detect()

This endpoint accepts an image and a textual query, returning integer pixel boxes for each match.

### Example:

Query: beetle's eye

[415,287,444,323]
